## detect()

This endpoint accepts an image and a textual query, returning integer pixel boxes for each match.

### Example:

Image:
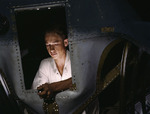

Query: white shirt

[32,51,72,89]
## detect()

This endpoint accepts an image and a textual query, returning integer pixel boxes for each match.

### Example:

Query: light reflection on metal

[43,101,59,114]
[0,70,11,96]
[101,27,114,33]
[119,42,130,113]
[103,63,120,90]
[69,83,77,91]
[14,3,65,11]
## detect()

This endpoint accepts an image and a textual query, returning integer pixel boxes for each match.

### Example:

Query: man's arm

[37,78,72,99]
[50,77,72,91]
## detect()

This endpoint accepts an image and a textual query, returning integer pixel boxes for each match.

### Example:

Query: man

[32,27,99,114]
[32,27,72,99]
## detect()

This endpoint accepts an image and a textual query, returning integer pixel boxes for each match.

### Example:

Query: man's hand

[37,78,72,99]
[37,83,53,99]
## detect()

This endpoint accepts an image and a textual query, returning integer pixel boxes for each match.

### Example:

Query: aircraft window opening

[15,6,68,90]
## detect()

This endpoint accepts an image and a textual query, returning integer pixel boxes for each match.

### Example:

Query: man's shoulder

[41,57,51,61]
[40,57,53,66]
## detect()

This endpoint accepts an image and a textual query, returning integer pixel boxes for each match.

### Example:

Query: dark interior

[15,6,67,89]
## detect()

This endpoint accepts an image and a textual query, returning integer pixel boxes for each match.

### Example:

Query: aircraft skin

[0,0,150,114]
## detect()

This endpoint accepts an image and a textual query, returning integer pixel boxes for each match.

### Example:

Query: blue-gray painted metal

[0,0,150,113]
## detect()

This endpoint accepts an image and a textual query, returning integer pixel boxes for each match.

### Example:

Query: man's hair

[44,25,67,40]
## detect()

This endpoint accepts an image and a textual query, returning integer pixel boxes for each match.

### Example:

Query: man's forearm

[49,78,72,92]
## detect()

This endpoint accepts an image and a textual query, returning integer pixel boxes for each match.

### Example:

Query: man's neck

[55,52,66,65]
[54,52,66,75]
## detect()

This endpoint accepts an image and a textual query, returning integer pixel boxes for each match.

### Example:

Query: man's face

[45,33,68,60]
